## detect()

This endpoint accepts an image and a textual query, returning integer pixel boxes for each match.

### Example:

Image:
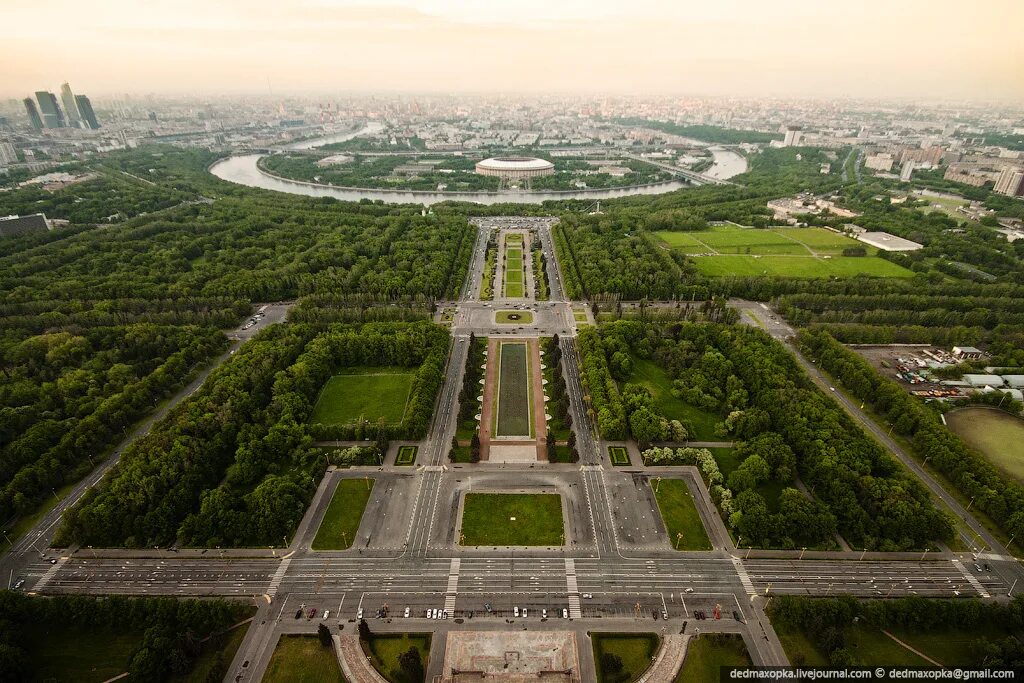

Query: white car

[323,610,330,619]
[542,609,547,619]
[522,608,527,618]
[513,606,520,617]
[562,608,569,619]
[426,609,433,619]
[582,593,593,599]
[357,608,363,619]
[404,607,410,618]
[684,587,694,593]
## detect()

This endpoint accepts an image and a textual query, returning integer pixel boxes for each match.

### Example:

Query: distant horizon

[3,0,1023,103]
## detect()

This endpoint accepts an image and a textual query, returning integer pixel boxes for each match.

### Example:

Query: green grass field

[591,632,660,683]
[504,282,525,297]
[312,478,374,550]
[609,446,630,466]
[653,479,712,550]
[263,635,346,683]
[495,342,533,437]
[310,368,414,426]
[676,634,751,682]
[396,446,417,466]
[628,357,720,439]
[692,254,912,278]
[460,493,564,546]
[946,407,1024,482]
[496,310,534,324]
[504,264,523,281]
[654,226,912,278]
[365,633,430,683]
[506,247,523,259]
[574,312,588,322]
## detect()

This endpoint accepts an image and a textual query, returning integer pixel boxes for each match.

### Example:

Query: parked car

[562,608,569,619]
[404,607,410,618]
[513,606,520,617]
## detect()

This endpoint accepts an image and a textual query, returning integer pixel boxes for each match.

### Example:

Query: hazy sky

[3,0,1023,100]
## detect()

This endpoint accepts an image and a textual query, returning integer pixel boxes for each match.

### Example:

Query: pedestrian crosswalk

[732,557,755,595]
[444,558,460,613]
[267,558,291,599]
[565,558,581,618]
[952,559,990,598]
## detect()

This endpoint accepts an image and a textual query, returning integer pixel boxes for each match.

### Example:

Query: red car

[308,608,317,618]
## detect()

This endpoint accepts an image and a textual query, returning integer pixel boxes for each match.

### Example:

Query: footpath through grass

[653,479,712,550]
[460,493,564,546]
[676,634,751,682]
[263,635,346,683]
[312,478,374,550]
[591,632,660,683]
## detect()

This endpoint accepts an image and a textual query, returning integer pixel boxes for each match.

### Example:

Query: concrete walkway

[336,635,389,683]
[637,634,690,682]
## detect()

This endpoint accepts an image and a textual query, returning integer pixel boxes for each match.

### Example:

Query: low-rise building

[0,213,50,238]
[855,231,923,252]
[953,346,985,360]
[963,373,1003,387]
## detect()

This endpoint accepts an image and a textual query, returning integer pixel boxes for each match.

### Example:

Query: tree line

[0,591,252,681]
[799,328,1024,548]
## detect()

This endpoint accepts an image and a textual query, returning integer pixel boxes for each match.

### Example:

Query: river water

[210,123,692,206]
[704,147,747,180]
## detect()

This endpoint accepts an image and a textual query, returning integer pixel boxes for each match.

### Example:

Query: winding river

[210,123,692,206]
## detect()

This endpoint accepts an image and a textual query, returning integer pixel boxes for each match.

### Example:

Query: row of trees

[57,322,449,548]
[0,592,251,681]
[799,328,1024,547]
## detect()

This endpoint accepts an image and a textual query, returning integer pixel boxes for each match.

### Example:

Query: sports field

[460,493,564,546]
[946,407,1024,482]
[494,342,533,437]
[309,367,413,425]
[654,226,913,278]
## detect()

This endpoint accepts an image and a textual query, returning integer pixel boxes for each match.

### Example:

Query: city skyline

[2,0,1023,101]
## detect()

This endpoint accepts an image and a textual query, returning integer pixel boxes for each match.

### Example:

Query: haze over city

[3,0,1024,100]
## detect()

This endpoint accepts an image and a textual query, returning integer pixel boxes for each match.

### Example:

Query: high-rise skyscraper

[75,95,100,129]
[35,91,65,128]
[60,82,82,127]
[23,98,43,130]
[0,141,17,167]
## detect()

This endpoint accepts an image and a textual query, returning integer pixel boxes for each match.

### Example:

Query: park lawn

[506,247,523,259]
[676,634,751,682]
[395,446,417,466]
[946,407,1024,483]
[653,479,712,551]
[310,368,414,426]
[888,625,1008,667]
[574,312,589,322]
[494,342,533,437]
[23,625,142,683]
[312,478,375,550]
[609,446,631,466]
[628,357,719,439]
[591,632,660,683]
[772,622,932,667]
[772,228,866,254]
[263,635,346,683]
[365,633,431,683]
[653,231,708,252]
[692,254,913,278]
[460,493,564,546]
[496,310,534,324]
[504,266,524,282]
[504,282,525,297]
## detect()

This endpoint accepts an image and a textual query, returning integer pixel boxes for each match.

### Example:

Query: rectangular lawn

[263,635,346,683]
[310,368,413,426]
[395,446,417,466]
[495,342,532,437]
[312,478,374,550]
[692,254,912,278]
[460,493,564,546]
[653,479,712,550]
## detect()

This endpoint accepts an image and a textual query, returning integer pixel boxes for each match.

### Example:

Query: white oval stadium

[475,156,555,182]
